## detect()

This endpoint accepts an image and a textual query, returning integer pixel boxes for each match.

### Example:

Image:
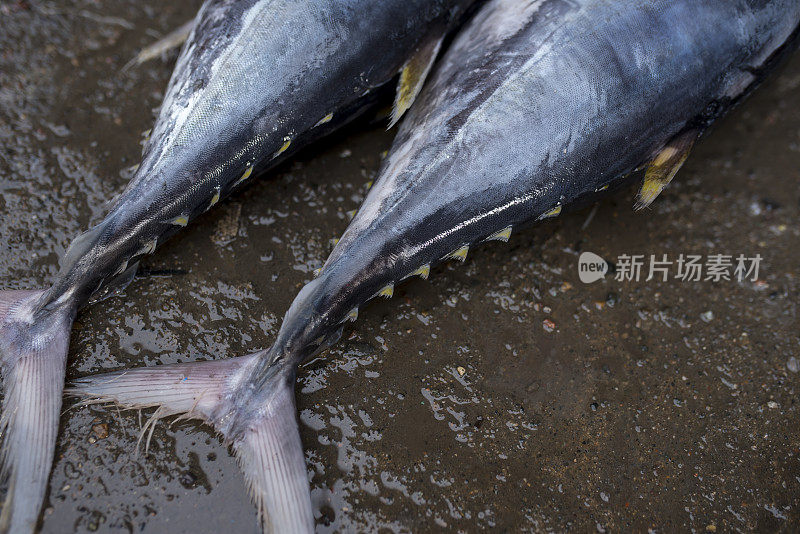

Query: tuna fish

[0,0,477,531]
[71,0,800,531]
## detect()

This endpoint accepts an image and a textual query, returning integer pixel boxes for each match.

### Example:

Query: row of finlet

[325,173,581,324]
[330,168,664,326]
[338,222,518,324]
[125,111,342,283]
[167,133,300,228]
[162,107,344,228]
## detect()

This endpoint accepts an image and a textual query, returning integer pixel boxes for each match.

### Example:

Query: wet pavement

[1,1,799,532]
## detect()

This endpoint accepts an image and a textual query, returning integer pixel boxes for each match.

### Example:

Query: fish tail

[231,371,314,534]
[68,353,314,534]
[0,290,74,533]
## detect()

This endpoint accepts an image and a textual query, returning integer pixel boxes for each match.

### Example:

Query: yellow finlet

[409,264,430,280]
[314,113,333,128]
[365,180,373,190]
[171,215,189,227]
[636,177,667,210]
[539,204,562,220]
[635,129,698,210]
[313,267,322,278]
[276,136,292,157]
[235,164,253,186]
[377,283,395,298]
[345,209,357,220]
[447,245,469,262]
[390,35,444,128]
[485,226,512,243]
[595,184,609,192]
[346,307,359,322]
[210,188,221,207]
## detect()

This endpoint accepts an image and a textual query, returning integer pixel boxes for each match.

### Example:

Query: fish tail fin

[68,356,252,422]
[232,374,313,533]
[0,290,74,533]
[68,354,314,533]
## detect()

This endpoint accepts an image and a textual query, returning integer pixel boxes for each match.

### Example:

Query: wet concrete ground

[1,1,799,532]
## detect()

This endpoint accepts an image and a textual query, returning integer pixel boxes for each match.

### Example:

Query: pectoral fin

[390,33,444,128]
[635,129,699,210]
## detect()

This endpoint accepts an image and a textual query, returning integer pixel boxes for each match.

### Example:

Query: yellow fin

[447,245,469,262]
[235,164,253,186]
[539,205,562,220]
[346,307,359,322]
[409,264,430,280]
[390,34,444,128]
[210,188,221,207]
[377,284,394,298]
[171,215,189,227]
[635,129,698,210]
[314,113,333,128]
[276,136,292,157]
[485,226,512,243]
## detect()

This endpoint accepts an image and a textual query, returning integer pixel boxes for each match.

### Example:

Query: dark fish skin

[0,1,478,532]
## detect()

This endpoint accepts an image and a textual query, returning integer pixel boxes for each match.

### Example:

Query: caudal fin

[68,354,314,533]
[0,290,74,533]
